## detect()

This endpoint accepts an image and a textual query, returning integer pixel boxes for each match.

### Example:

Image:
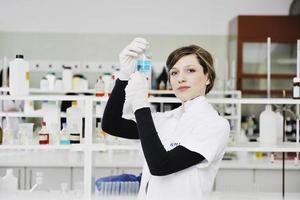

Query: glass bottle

[60,123,70,145]
[108,75,116,96]
[38,122,49,145]
[95,75,105,97]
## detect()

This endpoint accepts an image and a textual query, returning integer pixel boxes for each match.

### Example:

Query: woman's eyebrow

[171,64,196,70]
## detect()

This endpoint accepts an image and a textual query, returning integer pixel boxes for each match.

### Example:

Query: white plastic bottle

[259,105,277,146]
[0,169,18,193]
[62,66,73,91]
[66,101,82,143]
[9,54,30,96]
[3,118,14,145]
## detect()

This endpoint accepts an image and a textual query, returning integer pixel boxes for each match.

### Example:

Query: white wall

[0,0,292,35]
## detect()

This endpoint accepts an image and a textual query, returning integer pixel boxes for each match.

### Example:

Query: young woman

[102,38,230,200]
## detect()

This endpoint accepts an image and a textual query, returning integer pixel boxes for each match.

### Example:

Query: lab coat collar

[182,95,206,113]
[162,96,206,119]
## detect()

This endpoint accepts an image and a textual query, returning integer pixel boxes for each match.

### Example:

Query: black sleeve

[135,108,205,176]
[101,79,139,139]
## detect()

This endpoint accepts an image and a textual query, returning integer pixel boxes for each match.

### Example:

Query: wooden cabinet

[229,15,300,97]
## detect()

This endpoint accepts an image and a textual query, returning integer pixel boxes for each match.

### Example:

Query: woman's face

[169,54,209,102]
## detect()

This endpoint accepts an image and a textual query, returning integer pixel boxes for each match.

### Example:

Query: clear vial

[60,123,70,145]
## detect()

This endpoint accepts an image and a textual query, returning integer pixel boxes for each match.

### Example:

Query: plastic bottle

[0,169,18,193]
[46,72,56,90]
[9,54,30,96]
[40,77,49,90]
[95,76,105,97]
[275,112,283,142]
[259,105,277,146]
[62,66,73,91]
[38,122,49,145]
[3,119,14,145]
[66,101,82,143]
[60,123,70,145]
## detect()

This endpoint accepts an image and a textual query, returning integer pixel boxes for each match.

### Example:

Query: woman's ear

[205,80,210,85]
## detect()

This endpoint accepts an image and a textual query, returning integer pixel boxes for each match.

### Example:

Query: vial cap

[16,54,24,59]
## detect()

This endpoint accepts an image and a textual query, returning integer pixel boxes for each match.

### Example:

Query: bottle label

[26,72,30,80]
[70,134,80,141]
[39,134,49,142]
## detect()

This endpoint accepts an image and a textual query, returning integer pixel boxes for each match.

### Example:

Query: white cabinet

[0,167,26,190]
[215,169,254,192]
[26,167,71,190]
[1,93,300,199]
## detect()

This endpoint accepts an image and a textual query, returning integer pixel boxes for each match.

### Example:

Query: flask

[38,122,49,145]
[0,169,18,193]
[60,123,70,145]
[293,77,300,99]
[259,105,277,145]
[66,101,82,143]
[95,76,105,97]
[9,54,30,95]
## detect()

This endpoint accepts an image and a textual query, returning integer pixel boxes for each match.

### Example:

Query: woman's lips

[177,86,190,92]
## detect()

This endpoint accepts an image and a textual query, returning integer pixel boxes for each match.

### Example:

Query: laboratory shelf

[0,144,72,150]
[1,142,299,152]
[226,142,300,152]
[2,149,300,170]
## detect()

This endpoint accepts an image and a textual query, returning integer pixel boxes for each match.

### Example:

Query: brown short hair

[166,45,215,94]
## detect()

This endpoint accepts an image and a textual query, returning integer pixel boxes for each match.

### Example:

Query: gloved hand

[125,72,150,113]
[118,38,149,81]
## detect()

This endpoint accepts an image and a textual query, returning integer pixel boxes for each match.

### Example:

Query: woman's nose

[177,72,186,83]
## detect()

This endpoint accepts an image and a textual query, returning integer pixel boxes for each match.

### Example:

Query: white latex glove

[125,72,150,113]
[118,38,149,81]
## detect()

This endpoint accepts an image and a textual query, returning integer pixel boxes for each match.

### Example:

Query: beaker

[18,123,34,145]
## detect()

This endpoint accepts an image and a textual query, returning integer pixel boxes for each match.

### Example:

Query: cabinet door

[0,167,26,189]
[215,169,254,192]
[255,169,300,192]
[26,167,71,190]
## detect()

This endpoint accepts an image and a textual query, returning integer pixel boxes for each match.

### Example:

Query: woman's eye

[187,69,196,73]
[170,71,177,76]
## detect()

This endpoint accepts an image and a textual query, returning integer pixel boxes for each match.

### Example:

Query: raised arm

[101,79,139,139]
[102,38,150,139]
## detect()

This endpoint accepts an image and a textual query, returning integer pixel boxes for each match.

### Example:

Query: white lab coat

[137,96,230,200]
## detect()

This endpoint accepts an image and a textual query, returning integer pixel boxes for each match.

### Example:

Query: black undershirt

[102,79,205,176]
